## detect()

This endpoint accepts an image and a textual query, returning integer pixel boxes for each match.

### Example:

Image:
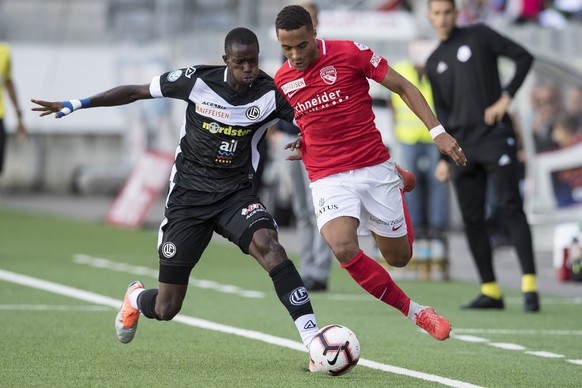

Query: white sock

[129,288,146,310]
[295,314,319,348]
[407,300,425,322]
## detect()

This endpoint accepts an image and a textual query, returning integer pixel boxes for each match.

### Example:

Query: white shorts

[310,160,407,237]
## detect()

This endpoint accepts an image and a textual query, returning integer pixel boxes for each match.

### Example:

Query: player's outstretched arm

[31,84,152,119]
[380,67,466,166]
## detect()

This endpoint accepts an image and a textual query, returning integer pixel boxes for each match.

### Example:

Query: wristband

[56,98,91,118]
[429,124,446,139]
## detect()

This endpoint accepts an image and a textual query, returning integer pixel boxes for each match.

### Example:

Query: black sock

[269,260,314,320]
[137,288,161,320]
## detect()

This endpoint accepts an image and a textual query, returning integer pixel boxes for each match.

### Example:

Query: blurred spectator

[507,0,544,24]
[554,0,582,21]
[564,85,582,118]
[551,113,582,148]
[376,0,414,12]
[457,0,491,25]
[530,83,562,152]
[538,7,570,29]
[0,42,27,176]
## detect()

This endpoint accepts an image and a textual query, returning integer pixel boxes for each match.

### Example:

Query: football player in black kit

[425,0,540,312]
[31,27,323,350]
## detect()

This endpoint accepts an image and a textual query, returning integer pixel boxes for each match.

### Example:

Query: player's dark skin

[31,42,292,320]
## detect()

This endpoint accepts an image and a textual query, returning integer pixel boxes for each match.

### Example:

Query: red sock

[341,250,410,316]
[400,188,414,254]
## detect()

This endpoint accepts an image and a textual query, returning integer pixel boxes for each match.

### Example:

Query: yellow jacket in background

[0,43,12,119]
[391,60,434,144]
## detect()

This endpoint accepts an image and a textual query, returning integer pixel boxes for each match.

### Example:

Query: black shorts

[157,184,277,284]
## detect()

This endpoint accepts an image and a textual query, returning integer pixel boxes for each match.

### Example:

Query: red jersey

[275,39,390,181]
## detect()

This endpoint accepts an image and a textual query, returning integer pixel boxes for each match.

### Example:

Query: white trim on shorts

[310,160,407,237]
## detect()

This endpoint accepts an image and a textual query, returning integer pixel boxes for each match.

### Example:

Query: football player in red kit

[274,5,466,340]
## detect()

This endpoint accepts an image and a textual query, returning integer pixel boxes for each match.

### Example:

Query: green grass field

[1,207,581,387]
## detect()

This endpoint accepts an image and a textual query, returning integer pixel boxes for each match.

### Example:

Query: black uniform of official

[425,24,537,291]
[152,65,294,284]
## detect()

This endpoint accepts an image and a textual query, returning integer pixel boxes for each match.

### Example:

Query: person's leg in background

[450,156,504,309]
[425,143,449,279]
[288,153,333,291]
[490,140,539,312]
[0,120,6,176]
[399,142,430,276]
[426,143,448,233]
[399,142,425,232]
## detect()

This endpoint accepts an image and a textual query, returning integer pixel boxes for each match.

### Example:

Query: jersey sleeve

[350,41,389,83]
[150,67,197,101]
[275,89,295,123]
[480,25,533,97]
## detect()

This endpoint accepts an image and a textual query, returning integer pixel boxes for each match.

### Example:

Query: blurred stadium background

[2,0,582,254]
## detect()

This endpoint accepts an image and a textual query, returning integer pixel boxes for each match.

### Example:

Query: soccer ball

[308,324,360,376]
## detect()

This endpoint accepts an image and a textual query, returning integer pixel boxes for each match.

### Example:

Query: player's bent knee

[249,231,288,271]
[387,255,411,268]
[155,303,182,321]
[331,244,360,264]
[380,247,412,268]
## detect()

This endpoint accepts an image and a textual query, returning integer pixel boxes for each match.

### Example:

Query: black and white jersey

[150,65,294,194]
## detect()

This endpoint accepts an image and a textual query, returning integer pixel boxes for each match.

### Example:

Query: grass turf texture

[1,207,581,387]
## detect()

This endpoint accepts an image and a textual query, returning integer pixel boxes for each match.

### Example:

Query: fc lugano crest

[319,66,337,85]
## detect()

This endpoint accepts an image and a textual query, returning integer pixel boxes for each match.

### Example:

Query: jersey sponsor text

[295,89,343,115]
[281,78,306,95]
[202,121,252,137]
[195,104,231,120]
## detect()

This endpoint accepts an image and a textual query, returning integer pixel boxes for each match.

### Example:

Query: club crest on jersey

[457,45,472,62]
[245,105,261,120]
[167,70,182,82]
[319,66,337,85]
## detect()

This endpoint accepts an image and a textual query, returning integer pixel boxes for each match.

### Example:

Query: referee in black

[425,0,540,312]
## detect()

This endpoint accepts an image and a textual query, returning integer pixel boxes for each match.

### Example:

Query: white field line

[453,328,582,335]
[0,268,481,388]
[73,254,265,299]
[453,333,582,366]
[0,304,110,311]
[73,255,582,305]
[68,254,582,369]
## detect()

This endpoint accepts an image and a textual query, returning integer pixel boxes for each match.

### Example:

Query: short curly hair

[224,27,259,54]
[275,5,314,33]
